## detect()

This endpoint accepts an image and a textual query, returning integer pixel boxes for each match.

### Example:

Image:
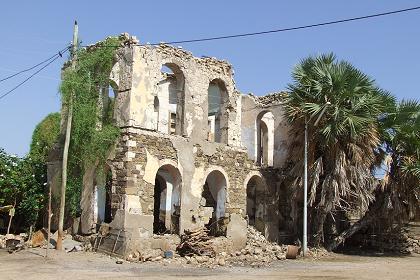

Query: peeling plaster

[144,149,159,184]
[57,35,294,255]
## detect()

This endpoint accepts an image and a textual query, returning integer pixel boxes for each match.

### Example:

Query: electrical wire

[157,6,420,45]
[0,45,70,83]
[2,6,419,102]
[81,6,420,47]
[0,47,70,101]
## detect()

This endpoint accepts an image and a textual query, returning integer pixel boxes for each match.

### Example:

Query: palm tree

[328,99,420,250]
[284,53,393,247]
[383,100,419,169]
[381,100,420,218]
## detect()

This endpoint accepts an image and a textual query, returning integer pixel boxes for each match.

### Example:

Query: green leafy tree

[0,113,61,232]
[284,53,393,247]
[60,37,121,216]
[29,112,61,162]
[0,149,45,232]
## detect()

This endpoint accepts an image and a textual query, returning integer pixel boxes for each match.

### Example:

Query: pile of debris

[177,227,215,257]
[124,226,288,268]
[226,226,288,266]
[0,233,27,253]
[1,229,86,253]
[306,247,331,259]
[395,226,420,254]
[406,235,420,254]
[175,226,289,267]
[369,231,420,254]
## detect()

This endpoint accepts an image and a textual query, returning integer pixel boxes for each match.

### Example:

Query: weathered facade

[50,34,294,256]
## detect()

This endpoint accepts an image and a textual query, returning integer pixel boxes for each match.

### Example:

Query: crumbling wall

[128,45,242,147]
[104,127,256,254]
[241,93,291,169]
[109,46,135,128]
[59,34,298,256]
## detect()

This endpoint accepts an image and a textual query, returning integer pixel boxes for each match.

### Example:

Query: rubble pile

[406,234,420,254]
[0,233,27,253]
[124,226,288,268]
[226,226,288,266]
[306,247,331,259]
[1,230,86,253]
[370,231,420,254]
[177,227,215,257]
[396,227,420,254]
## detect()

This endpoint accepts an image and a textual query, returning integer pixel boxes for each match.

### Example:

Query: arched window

[256,111,274,166]
[153,164,182,234]
[156,64,185,135]
[153,96,160,131]
[96,83,118,130]
[208,79,229,143]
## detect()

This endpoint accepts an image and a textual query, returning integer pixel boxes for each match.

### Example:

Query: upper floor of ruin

[108,36,241,147]
[69,33,291,169]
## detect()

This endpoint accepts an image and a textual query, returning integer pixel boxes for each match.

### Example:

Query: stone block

[125,214,153,236]
[226,213,247,251]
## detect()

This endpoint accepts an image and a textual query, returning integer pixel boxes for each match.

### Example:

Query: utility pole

[46,164,52,257]
[57,21,78,250]
[303,117,308,256]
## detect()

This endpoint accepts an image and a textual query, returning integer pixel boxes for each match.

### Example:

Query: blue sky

[0,1,419,156]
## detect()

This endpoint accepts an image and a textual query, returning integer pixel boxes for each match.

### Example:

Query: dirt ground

[0,248,419,280]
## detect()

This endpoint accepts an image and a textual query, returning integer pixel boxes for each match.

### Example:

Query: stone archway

[201,169,228,236]
[246,175,267,235]
[153,164,182,234]
[91,165,114,230]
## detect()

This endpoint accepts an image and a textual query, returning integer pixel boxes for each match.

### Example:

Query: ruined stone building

[50,34,293,255]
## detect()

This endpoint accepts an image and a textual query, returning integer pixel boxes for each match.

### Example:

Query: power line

[0,45,70,83]
[0,48,69,101]
[82,6,420,47]
[2,6,418,102]
[159,6,420,45]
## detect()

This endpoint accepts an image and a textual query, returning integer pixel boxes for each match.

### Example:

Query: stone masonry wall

[105,127,261,253]
[70,34,295,256]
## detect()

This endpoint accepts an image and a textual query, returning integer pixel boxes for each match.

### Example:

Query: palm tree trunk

[327,191,388,251]
[327,213,374,251]
[312,208,328,247]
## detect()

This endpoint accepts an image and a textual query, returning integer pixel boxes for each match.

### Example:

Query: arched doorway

[201,170,227,236]
[93,166,113,226]
[153,164,182,234]
[246,175,266,235]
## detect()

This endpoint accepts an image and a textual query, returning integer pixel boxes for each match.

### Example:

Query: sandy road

[0,248,419,280]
